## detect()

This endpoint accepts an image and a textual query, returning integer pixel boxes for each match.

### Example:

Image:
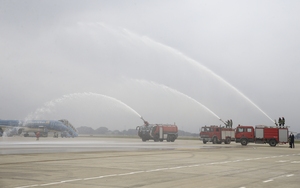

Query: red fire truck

[235,125,289,146]
[199,125,235,144]
[136,117,178,142]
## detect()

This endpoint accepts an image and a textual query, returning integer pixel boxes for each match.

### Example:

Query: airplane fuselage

[0,119,78,137]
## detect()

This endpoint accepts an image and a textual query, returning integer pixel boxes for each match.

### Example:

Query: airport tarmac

[0,137,299,188]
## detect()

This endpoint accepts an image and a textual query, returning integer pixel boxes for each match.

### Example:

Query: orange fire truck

[235,125,289,146]
[199,125,235,144]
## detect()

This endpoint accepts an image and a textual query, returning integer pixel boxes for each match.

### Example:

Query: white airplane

[0,119,78,137]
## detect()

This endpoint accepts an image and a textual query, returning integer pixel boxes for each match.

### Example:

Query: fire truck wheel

[142,138,147,142]
[225,137,231,144]
[203,140,207,144]
[212,137,217,144]
[159,139,163,142]
[166,135,170,142]
[241,138,248,146]
[269,139,277,147]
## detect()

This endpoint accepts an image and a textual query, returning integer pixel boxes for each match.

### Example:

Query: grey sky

[1,0,300,133]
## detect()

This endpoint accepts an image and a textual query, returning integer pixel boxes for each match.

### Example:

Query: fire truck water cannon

[219,118,226,125]
[136,117,178,142]
[140,117,149,126]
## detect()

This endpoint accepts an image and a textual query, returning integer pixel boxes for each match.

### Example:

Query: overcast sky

[1,0,300,133]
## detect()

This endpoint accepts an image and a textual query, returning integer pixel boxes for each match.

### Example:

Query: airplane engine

[17,128,23,135]
[5,127,23,136]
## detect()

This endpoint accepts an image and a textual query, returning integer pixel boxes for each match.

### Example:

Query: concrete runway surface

[0,137,299,188]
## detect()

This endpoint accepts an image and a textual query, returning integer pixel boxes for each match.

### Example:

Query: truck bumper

[200,138,211,142]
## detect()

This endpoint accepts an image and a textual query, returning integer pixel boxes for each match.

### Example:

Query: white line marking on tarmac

[188,164,200,167]
[40,182,61,186]
[263,174,294,183]
[102,174,118,178]
[291,161,300,163]
[83,174,118,180]
[83,176,103,180]
[146,169,159,172]
[168,166,184,169]
[118,173,131,176]
[276,160,289,162]
[263,179,273,183]
[126,171,144,174]
[13,154,299,188]
[146,168,166,172]
[60,179,82,183]
[15,185,39,188]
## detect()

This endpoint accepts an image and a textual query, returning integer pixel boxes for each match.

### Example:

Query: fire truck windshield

[201,127,210,132]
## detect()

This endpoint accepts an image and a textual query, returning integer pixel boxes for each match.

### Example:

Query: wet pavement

[0,137,299,188]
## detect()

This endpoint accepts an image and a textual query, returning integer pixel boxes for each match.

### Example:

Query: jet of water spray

[123,29,274,124]
[134,79,222,121]
[26,92,141,120]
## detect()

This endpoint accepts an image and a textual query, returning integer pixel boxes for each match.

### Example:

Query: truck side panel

[161,125,178,133]
[264,128,278,139]
[279,129,288,142]
[255,128,264,139]
[159,126,163,139]
[221,130,235,140]
[221,130,226,140]
[230,131,235,139]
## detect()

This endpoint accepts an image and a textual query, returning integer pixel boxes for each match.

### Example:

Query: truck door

[236,127,245,138]
[246,128,254,140]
